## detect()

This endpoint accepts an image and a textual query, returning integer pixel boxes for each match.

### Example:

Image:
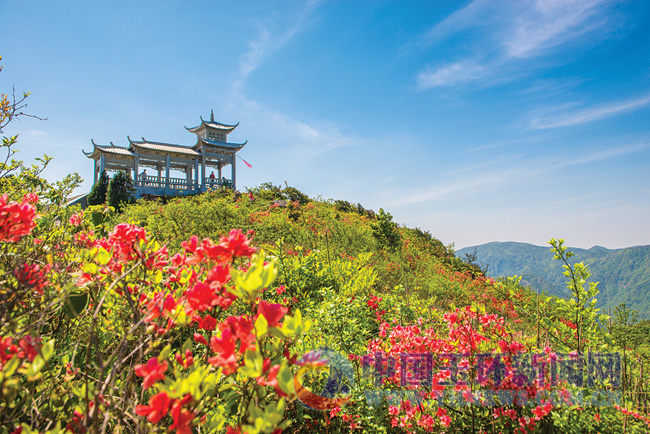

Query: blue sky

[2,0,649,249]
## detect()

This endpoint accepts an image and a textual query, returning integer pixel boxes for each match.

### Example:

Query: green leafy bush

[87,170,109,205]
[106,171,134,210]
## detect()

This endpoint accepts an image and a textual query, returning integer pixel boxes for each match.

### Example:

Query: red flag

[240,156,252,168]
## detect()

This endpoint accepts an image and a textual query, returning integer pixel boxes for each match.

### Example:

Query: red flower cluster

[68,211,83,227]
[367,295,382,310]
[136,392,196,433]
[0,335,40,368]
[13,262,50,295]
[181,229,256,264]
[207,316,256,374]
[134,357,168,390]
[0,194,37,242]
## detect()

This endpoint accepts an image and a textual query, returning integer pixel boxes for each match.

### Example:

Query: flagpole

[237,154,252,168]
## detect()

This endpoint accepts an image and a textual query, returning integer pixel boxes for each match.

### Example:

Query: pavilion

[83,112,247,198]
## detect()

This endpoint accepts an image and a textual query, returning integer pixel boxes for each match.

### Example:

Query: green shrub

[107,171,134,210]
[87,170,109,205]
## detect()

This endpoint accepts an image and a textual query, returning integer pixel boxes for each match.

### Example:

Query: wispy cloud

[415,0,619,89]
[552,141,650,168]
[229,1,359,164]
[503,0,608,59]
[529,94,650,129]
[417,61,486,89]
[387,140,650,207]
[231,0,322,97]
[239,98,360,163]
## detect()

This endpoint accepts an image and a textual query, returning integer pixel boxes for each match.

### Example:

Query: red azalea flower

[219,229,256,259]
[207,330,239,374]
[18,336,39,362]
[175,349,194,368]
[196,314,217,331]
[205,264,230,288]
[24,193,39,203]
[13,263,49,295]
[257,300,288,327]
[170,394,195,434]
[186,282,219,312]
[135,391,172,423]
[220,316,256,351]
[134,358,168,389]
[0,194,37,242]
[109,223,147,245]
[181,235,199,254]
[69,212,83,227]
[256,364,282,393]
[193,333,208,345]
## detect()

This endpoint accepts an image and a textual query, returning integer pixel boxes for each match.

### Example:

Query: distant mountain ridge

[457,242,650,318]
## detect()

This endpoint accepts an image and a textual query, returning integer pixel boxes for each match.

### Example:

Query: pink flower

[68,211,83,227]
[0,194,37,242]
[24,193,39,203]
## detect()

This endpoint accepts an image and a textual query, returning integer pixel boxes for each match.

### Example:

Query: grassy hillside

[458,241,650,317]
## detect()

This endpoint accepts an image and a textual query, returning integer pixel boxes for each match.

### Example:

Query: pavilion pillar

[194,158,199,190]
[99,154,106,175]
[93,160,98,184]
[165,155,171,188]
[133,156,139,186]
[218,163,222,180]
[186,165,191,189]
[201,153,206,188]
[157,165,161,187]
[231,154,236,190]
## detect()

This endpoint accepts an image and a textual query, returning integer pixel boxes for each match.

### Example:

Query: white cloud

[417,61,486,89]
[504,0,608,59]
[529,94,650,129]
[415,0,618,89]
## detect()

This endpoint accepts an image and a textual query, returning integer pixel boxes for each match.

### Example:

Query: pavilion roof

[194,137,247,151]
[129,137,200,156]
[185,112,239,133]
[83,140,135,159]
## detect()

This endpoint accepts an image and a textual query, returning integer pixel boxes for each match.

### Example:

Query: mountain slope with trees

[458,241,650,317]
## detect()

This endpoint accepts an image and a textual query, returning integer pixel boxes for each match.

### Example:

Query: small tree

[87,170,109,205]
[107,171,134,210]
[371,208,401,252]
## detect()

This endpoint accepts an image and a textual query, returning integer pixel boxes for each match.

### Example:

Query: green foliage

[543,238,611,353]
[87,170,109,205]
[245,182,310,205]
[371,208,401,252]
[106,171,134,210]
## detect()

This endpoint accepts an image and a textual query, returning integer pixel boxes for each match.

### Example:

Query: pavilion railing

[135,175,197,190]
[203,177,234,189]
[133,175,233,190]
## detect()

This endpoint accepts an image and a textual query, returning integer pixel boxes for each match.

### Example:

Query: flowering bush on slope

[0,195,314,434]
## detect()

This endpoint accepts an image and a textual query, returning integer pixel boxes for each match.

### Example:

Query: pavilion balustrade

[204,177,234,189]
[132,174,233,191]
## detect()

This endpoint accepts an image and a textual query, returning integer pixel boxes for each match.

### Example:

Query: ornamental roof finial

[210,110,214,122]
